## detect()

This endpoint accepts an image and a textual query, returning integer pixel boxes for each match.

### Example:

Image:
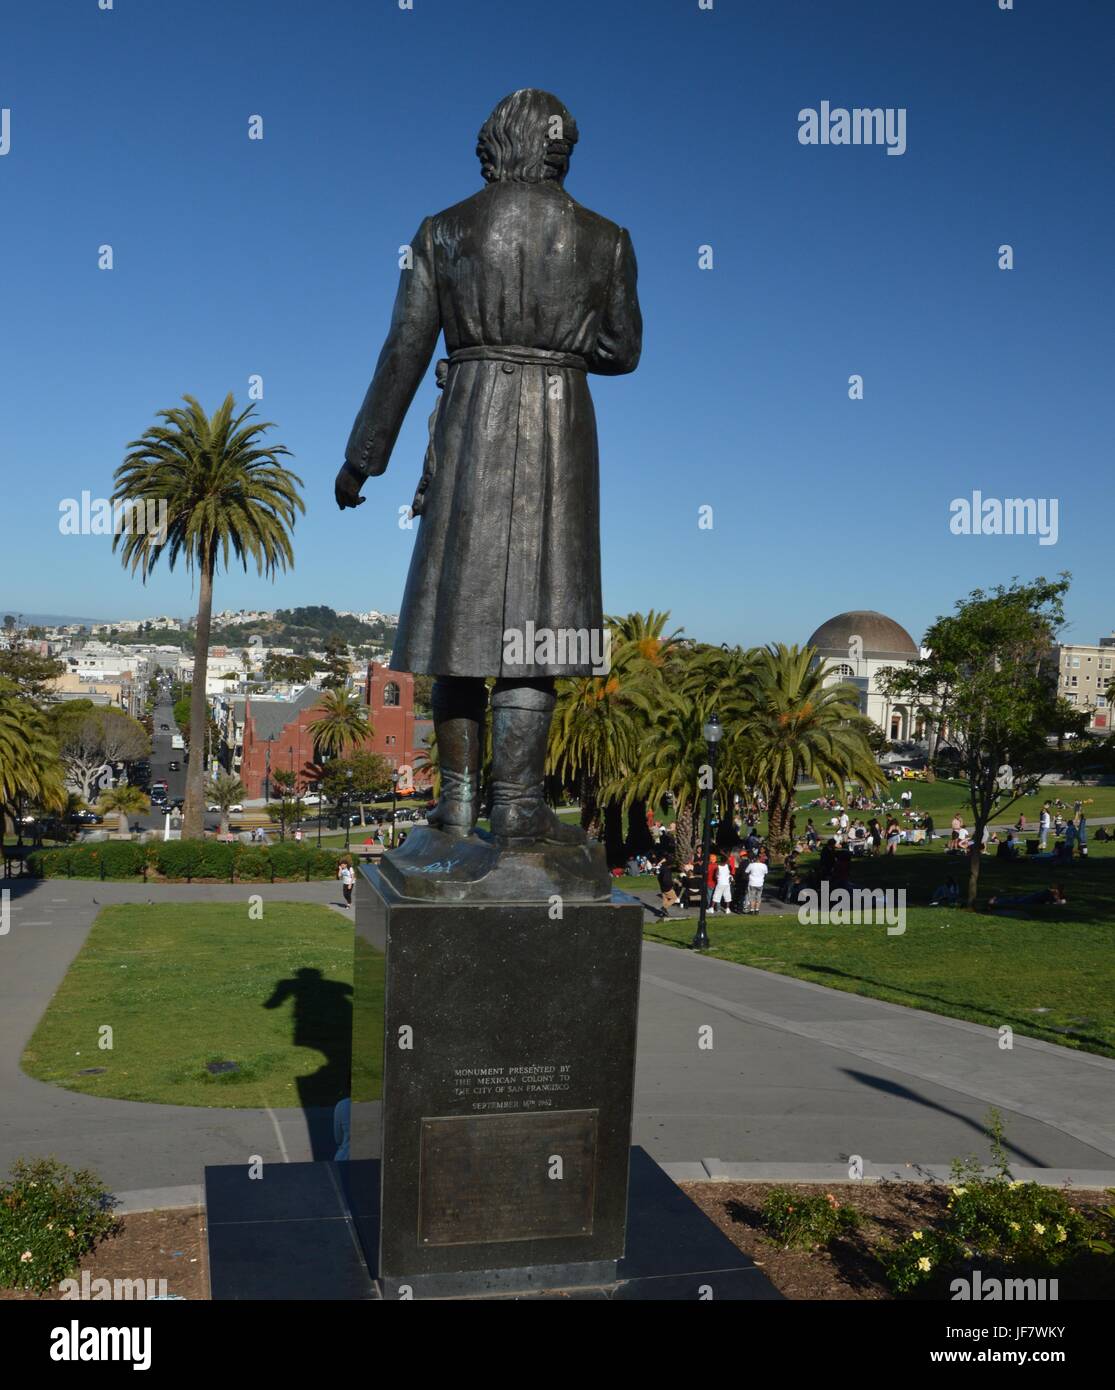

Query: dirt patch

[681,1181,1110,1300]
[1,1208,209,1301]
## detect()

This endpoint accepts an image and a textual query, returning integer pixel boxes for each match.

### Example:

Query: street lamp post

[391,768,400,848]
[344,768,353,850]
[691,711,723,951]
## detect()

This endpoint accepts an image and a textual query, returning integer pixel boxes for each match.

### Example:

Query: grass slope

[21,902,382,1108]
[638,842,1115,1056]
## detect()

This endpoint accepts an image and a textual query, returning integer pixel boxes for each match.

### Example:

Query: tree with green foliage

[262,653,320,684]
[0,634,65,701]
[112,394,304,838]
[307,688,369,759]
[318,750,393,826]
[96,783,150,833]
[741,644,883,860]
[267,767,302,840]
[51,704,150,802]
[206,772,246,836]
[0,679,66,834]
[319,634,352,690]
[879,576,1085,906]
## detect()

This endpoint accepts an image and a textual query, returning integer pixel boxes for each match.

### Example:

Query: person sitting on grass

[929,876,960,907]
[987,884,1067,910]
[1095,824,1111,843]
[996,830,1019,859]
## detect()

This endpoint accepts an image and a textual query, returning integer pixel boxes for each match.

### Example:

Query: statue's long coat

[345,179,642,678]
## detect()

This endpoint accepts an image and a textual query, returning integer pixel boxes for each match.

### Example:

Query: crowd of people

[623,788,1101,921]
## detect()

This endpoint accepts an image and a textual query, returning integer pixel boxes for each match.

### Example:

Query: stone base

[380,824,611,902]
[204,1151,782,1301]
[351,862,643,1284]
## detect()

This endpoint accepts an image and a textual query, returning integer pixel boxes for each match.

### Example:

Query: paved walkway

[2,879,1113,1197]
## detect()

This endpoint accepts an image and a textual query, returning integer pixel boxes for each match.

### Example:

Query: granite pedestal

[349,858,643,1296]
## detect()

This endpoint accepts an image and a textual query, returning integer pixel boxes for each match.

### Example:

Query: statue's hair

[476,89,579,185]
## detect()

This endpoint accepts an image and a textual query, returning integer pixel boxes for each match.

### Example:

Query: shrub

[235,846,272,882]
[884,1111,1114,1296]
[96,842,148,879]
[153,840,202,880]
[265,843,335,881]
[28,847,73,878]
[0,1157,119,1294]
[189,841,237,881]
[760,1187,860,1250]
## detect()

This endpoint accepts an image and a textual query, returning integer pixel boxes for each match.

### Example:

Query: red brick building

[234,664,431,800]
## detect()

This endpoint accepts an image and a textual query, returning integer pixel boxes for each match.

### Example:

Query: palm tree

[206,772,246,836]
[306,688,370,759]
[96,784,150,835]
[112,395,303,838]
[549,619,667,861]
[607,611,685,853]
[0,679,65,838]
[677,643,758,846]
[604,687,712,866]
[741,644,883,859]
[306,687,370,814]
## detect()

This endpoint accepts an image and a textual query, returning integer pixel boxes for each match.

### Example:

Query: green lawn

[21,902,382,1107]
[634,842,1115,1057]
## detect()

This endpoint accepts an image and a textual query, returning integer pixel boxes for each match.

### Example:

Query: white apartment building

[1054,635,1114,732]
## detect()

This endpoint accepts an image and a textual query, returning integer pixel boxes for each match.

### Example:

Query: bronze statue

[336,89,642,853]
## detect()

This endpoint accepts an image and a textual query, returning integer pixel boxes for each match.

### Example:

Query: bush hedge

[28,841,344,882]
[0,1157,119,1294]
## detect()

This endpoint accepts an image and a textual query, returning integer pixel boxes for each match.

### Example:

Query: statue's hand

[335,461,367,511]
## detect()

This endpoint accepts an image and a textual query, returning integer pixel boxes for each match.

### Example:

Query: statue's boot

[489,680,584,847]
[426,676,487,837]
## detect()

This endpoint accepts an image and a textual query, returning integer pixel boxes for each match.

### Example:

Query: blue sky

[1,0,1111,651]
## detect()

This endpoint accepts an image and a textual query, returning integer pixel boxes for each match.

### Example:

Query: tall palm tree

[742,644,883,859]
[112,395,303,838]
[206,772,246,836]
[603,687,711,866]
[677,643,758,845]
[549,621,665,860]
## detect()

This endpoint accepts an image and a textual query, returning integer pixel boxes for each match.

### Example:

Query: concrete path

[2,879,1113,1197]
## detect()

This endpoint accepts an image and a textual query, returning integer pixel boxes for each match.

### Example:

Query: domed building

[806,609,926,744]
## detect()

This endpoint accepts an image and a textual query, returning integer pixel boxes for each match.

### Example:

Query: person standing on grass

[657,859,680,915]
[711,857,733,915]
[1039,804,1051,850]
[744,851,768,915]
[1077,813,1088,857]
[339,858,355,908]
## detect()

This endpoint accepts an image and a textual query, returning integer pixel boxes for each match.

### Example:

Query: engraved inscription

[419,1109,597,1247]
[452,1061,573,1111]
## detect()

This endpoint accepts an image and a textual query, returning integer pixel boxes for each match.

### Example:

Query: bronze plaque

[418,1109,597,1247]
